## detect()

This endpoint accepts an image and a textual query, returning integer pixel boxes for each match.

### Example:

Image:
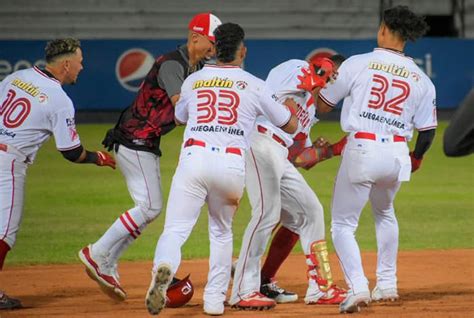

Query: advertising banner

[1,39,472,110]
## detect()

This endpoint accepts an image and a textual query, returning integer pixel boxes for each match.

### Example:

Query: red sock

[261,226,300,284]
[0,240,11,270]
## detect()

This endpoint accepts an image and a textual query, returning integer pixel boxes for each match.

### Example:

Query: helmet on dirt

[166,274,194,308]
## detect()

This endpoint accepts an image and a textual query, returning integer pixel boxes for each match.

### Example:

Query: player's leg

[0,154,26,310]
[369,176,402,301]
[331,152,372,313]
[260,224,299,282]
[230,134,286,309]
[0,156,27,268]
[78,146,162,300]
[204,154,245,315]
[94,146,163,253]
[280,163,345,305]
[147,149,207,315]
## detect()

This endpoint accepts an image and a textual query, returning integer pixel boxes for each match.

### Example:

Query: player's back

[334,48,435,138]
[0,67,77,160]
[177,65,277,150]
[257,59,315,146]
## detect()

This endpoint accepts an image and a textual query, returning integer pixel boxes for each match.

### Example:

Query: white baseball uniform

[151,64,292,306]
[230,60,328,304]
[319,48,437,294]
[0,67,81,248]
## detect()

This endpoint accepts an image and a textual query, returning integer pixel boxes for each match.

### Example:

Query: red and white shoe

[231,292,276,310]
[78,244,126,301]
[305,280,347,305]
[313,284,347,305]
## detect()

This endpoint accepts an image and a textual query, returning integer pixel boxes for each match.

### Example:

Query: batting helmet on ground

[166,274,194,308]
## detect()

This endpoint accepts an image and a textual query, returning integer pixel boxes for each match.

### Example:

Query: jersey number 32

[368,74,410,116]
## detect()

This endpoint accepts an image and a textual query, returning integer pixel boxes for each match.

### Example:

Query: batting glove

[410,152,423,172]
[96,151,116,169]
[297,58,335,92]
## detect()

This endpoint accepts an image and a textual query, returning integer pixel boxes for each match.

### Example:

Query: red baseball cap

[188,12,222,42]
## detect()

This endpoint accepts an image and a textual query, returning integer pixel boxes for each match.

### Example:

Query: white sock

[93,208,146,255]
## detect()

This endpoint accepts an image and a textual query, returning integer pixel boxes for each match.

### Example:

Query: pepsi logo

[116,48,155,92]
[305,47,338,66]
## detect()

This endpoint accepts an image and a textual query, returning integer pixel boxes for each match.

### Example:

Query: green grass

[6,121,473,266]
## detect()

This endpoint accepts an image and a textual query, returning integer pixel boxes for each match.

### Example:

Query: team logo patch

[38,93,48,104]
[116,48,155,92]
[66,118,75,127]
[411,72,421,82]
[69,127,78,141]
[236,81,247,90]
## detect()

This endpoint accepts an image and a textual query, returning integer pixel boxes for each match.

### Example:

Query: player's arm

[292,135,347,170]
[410,82,438,172]
[60,146,115,169]
[259,91,298,134]
[443,90,474,157]
[52,98,115,169]
[174,81,190,126]
[157,60,185,107]
[170,94,180,106]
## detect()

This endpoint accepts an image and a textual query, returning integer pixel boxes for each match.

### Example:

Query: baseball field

[2,121,473,317]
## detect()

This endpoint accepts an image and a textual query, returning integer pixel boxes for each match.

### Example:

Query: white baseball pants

[331,133,410,294]
[0,145,28,248]
[152,144,245,305]
[230,132,325,304]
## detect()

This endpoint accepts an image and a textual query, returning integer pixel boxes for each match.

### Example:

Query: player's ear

[61,58,70,72]
[190,32,200,44]
[240,44,247,61]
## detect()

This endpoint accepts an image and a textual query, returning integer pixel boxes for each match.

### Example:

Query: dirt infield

[1,249,473,317]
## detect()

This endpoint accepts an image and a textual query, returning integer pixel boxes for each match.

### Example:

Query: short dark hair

[214,23,245,63]
[330,54,346,67]
[45,38,81,63]
[383,6,429,42]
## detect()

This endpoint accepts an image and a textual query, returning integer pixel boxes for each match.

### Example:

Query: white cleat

[371,286,399,302]
[339,290,370,314]
[204,300,225,316]
[146,264,173,315]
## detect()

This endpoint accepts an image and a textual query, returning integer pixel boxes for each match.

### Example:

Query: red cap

[188,12,222,42]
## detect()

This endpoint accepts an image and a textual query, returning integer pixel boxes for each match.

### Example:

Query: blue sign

[0,39,473,110]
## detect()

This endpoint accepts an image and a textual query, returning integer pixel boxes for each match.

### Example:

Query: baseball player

[259,55,349,304]
[145,22,298,316]
[78,12,222,301]
[315,6,437,313]
[443,88,474,157]
[230,57,346,310]
[0,38,115,310]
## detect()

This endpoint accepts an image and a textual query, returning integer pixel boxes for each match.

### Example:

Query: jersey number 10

[196,89,240,125]
[368,74,410,116]
[0,89,31,128]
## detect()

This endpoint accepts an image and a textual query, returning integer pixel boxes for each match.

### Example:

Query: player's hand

[297,58,335,92]
[313,137,331,148]
[410,152,423,172]
[330,135,348,156]
[96,151,116,169]
[283,98,298,116]
[293,146,319,170]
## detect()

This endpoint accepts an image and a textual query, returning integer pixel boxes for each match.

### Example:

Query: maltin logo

[115,48,155,92]
[305,47,338,65]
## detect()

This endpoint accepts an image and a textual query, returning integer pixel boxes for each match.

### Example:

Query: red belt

[184,138,242,156]
[257,125,287,147]
[354,132,406,142]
